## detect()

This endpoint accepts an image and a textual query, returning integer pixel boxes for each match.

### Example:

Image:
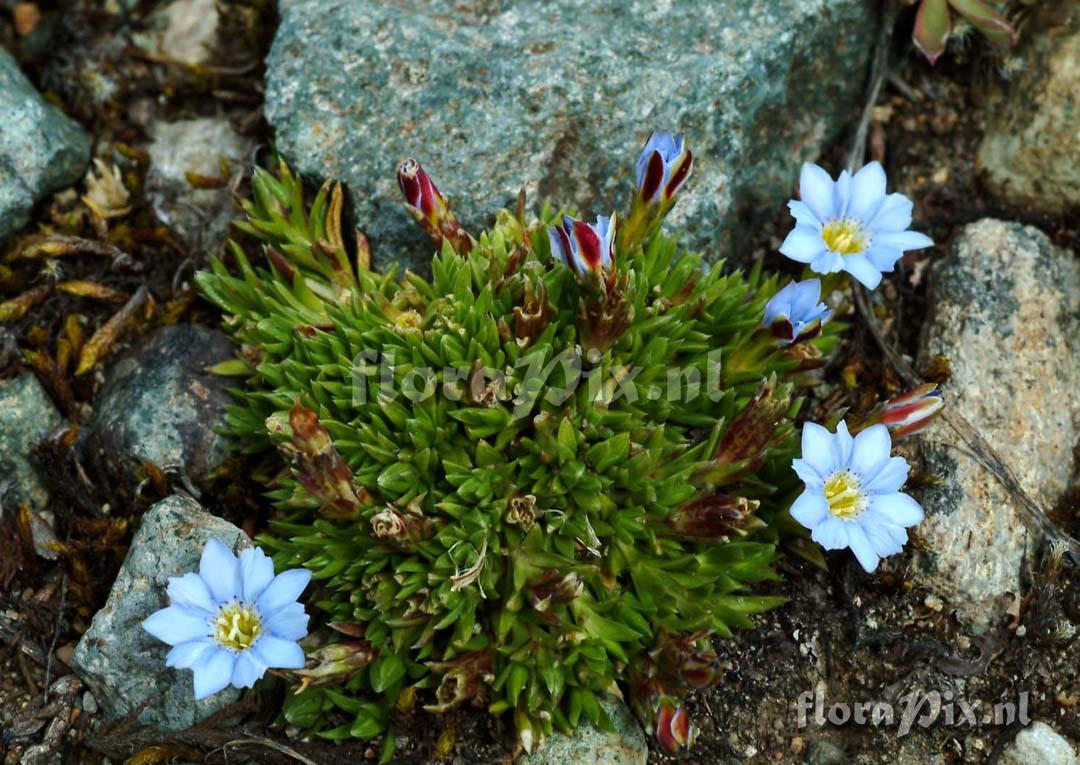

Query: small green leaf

[370,654,406,693]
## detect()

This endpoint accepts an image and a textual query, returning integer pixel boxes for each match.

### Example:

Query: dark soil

[1,2,1077,764]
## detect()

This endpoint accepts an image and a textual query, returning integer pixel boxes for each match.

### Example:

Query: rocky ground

[1,1,1079,764]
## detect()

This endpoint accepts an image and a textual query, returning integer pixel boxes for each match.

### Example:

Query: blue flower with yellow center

[143,540,311,699]
[780,162,933,289]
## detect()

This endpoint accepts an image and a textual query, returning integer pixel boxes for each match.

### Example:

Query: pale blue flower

[762,279,832,343]
[143,540,311,700]
[789,421,924,573]
[780,162,934,289]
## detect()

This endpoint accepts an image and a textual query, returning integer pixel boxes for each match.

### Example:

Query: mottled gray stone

[146,118,248,251]
[0,47,91,241]
[266,0,876,274]
[1002,722,1079,765]
[72,495,250,730]
[517,696,645,765]
[806,739,846,765]
[82,325,235,491]
[915,220,1080,628]
[976,18,1080,214]
[0,374,62,513]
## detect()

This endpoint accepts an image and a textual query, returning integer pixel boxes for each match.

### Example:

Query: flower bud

[669,493,764,542]
[281,401,370,518]
[636,131,693,207]
[762,279,831,344]
[655,631,722,690]
[654,697,696,756]
[397,158,473,254]
[705,377,791,484]
[288,640,374,691]
[865,383,944,439]
[548,214,616,283]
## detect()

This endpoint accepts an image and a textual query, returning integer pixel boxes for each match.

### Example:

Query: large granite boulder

[265,0,877,274]
[0,47,91,241]
[914,220,1080,628]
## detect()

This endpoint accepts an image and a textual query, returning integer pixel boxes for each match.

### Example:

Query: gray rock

[82,325,235,492]
[915,220,1080,628]
[146,118,248,251]
[0,374,62,513]
[72,495,251,730]
[976,18,1080,214]
[0,47,91,241]
[517,696,646,765]
[806,739,846,765]
[265,0,876,274]
[1002,722,1079,765]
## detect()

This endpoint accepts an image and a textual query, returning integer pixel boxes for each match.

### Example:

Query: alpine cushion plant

[780,161,934,289]
[143,540,311,698]
[195,135,841,755]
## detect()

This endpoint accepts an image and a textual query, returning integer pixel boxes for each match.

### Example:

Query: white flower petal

[842,254,883,289]
[861,517,906,557]
[801,423,839,478]
[833,170,853,216]
[790,490,829,530]
[256,568,312,617]
[200,539,242,604]
[811,516,849,550]
[788,200,822,230]
[869,492,925,527]
[847,523,881,572]
[167,573,215,616]
[192,648,236,700]
[792,457,826,488]
[799,163,837,220]
[253,635,305,669]
[165,639,214,669]
[239,547,276,604]
[866,244,903,272]
[263,602,309,641]
[834,420,855,467]
[780,226,826,264]
[868,193,913,232]
[143,606,211,646]
[873,230,934,252]
[850,424,892,479]
[848,162,887,221]
[863,456,910,494]
[810,249,844,274]
[231,649,268,689]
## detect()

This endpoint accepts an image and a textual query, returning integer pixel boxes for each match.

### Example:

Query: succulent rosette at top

[911,0,1017,64]
[195,132,846,756]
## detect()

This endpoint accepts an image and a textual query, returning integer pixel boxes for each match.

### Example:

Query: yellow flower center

[824,471,866,520]
[213,603,262,651]
[821,218,868,255]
